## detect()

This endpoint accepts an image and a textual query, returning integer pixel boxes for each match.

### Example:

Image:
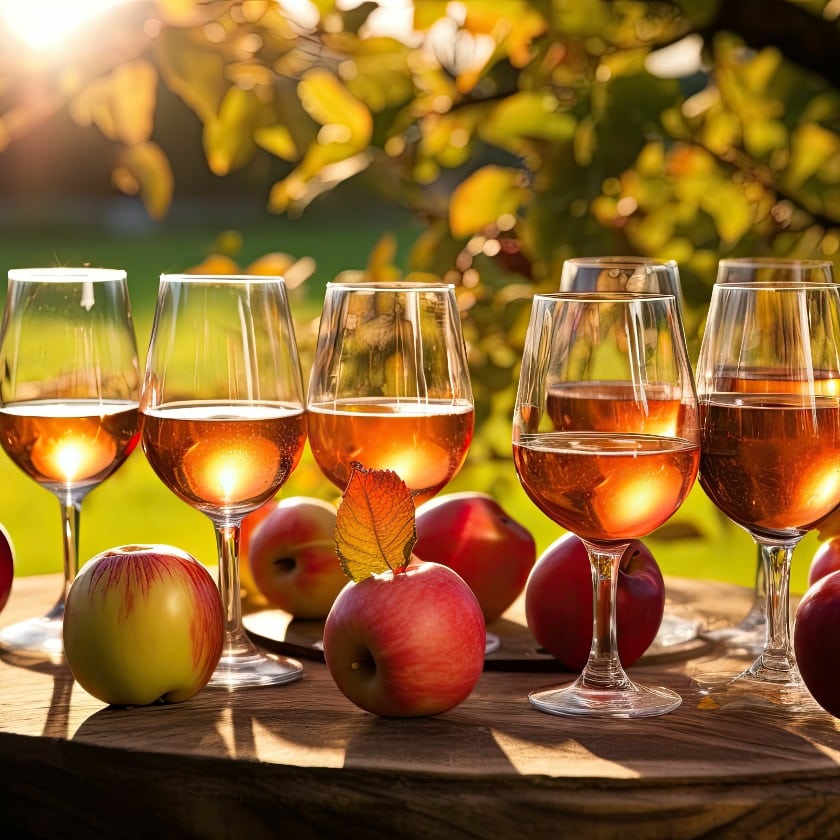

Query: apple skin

[524,533,665,672]
[247,496,346,619]
[0,524,14,614]
[807,537,840,588]
[322,560,486,717]
[794,570,840,718]
[414,491,537,623]
[63,544,225,706]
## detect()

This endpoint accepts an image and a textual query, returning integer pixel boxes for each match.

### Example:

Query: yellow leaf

[335,465,416,582]
[254,124,297,161]
[203,86,270,175]
[297,68,372,150]
[113,142,173,220]
[449,164,527,238]
[155,29,227,123]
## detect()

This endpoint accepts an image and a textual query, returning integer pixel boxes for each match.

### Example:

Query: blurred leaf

[112,142,173,220]
[70,60,157,145]
[786,123,840,189]
[449,165,529,238]
[154,29,227,123]
[335,465,416,581]
[254,124,297,161]
[298,68,372,149]
[203,86,273,175]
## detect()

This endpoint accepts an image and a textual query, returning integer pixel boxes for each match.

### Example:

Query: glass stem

[579,540,631,690]
[214,522,251,657]
[48,495,82,621]
[749,540,797,680]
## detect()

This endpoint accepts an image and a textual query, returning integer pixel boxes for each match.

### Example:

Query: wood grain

[1,573,839,839]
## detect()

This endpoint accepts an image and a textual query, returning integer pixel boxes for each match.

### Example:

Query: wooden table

[1,573,839,839]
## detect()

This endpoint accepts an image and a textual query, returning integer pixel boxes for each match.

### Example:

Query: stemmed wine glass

[701,258,837,657]
[513,290,701,717]
[140,274,307,689]
[0,267,141,665]
[559,256,704,652]
[694,279,840,707]
[307,280,474,505]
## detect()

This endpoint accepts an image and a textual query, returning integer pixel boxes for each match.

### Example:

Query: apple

[63,544,225,706]
[247,496,346,619]
[807,537,840,588]
[794,570,840,717]
[322,560,486,717]
[0,524,14,613]
[414,491,537,623]
[524,533,665,672]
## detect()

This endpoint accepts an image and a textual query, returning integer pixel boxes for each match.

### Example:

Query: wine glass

[701,258,836,657]
[307,280,474,505]
[0,267,141,665]
[140,274,307,689]
[559,256,704,652]
[513,290,701,717]
[694,279,840,707]
[307,279,492,649]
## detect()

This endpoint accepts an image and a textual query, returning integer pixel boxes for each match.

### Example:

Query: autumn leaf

[335,465,416,582]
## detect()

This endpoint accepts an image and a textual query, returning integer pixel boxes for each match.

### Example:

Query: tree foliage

[3,0,840,484]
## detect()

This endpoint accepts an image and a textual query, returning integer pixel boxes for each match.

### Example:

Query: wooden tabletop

[1,573,839,839]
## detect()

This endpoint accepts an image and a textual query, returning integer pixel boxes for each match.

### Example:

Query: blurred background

[2,0,840,593]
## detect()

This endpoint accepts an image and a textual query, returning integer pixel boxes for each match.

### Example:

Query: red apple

[247,496,346,619]
[63,544,224,706]
[794,570,840,717]
[807,537,840,588]
[524,533,665,672]
[0,524,14,613]
[414,491,537,623]
[322,560,486,717]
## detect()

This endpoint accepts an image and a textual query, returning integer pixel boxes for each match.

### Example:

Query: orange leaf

[335,465,416,582]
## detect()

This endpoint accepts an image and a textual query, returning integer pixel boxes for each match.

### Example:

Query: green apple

[63,544,224,706]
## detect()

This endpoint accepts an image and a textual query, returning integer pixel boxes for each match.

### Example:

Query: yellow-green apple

[524,533,665,672]
[247,496,345,619]
[63,544,224,706]
[807,537,840,588]
[0,524,13,613]
[794,570,840,717]
[322,560,486,717]
[414,492,537,623]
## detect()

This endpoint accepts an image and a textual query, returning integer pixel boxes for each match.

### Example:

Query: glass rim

[8,267,127,282]
[160,273,286,284]
[717,257,834,269]
[535,290,678,303]
[325,280,455,293]
[563,256,676,267]
[713,280,840,291]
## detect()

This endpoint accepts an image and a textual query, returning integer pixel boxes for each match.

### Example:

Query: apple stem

[579,540,633,690]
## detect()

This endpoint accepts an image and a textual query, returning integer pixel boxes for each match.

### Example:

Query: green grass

[0,204,819,597]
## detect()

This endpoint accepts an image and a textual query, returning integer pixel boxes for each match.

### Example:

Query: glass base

[485,631,501,655]
[701,603,766,657]
[0,614,65,665]
[694,668,821,713]
[207,646,304,689]
[529,678,682,719]
[653,612,702,648]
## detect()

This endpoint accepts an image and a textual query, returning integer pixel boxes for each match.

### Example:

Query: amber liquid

[307,398,474,504]
[699,393,840,537]
[513,432,699,543]
[0,399,140,492]
[546,382,688,436]
[141,402,306,518]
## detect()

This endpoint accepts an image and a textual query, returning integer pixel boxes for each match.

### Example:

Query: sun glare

[0,0,128,50]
